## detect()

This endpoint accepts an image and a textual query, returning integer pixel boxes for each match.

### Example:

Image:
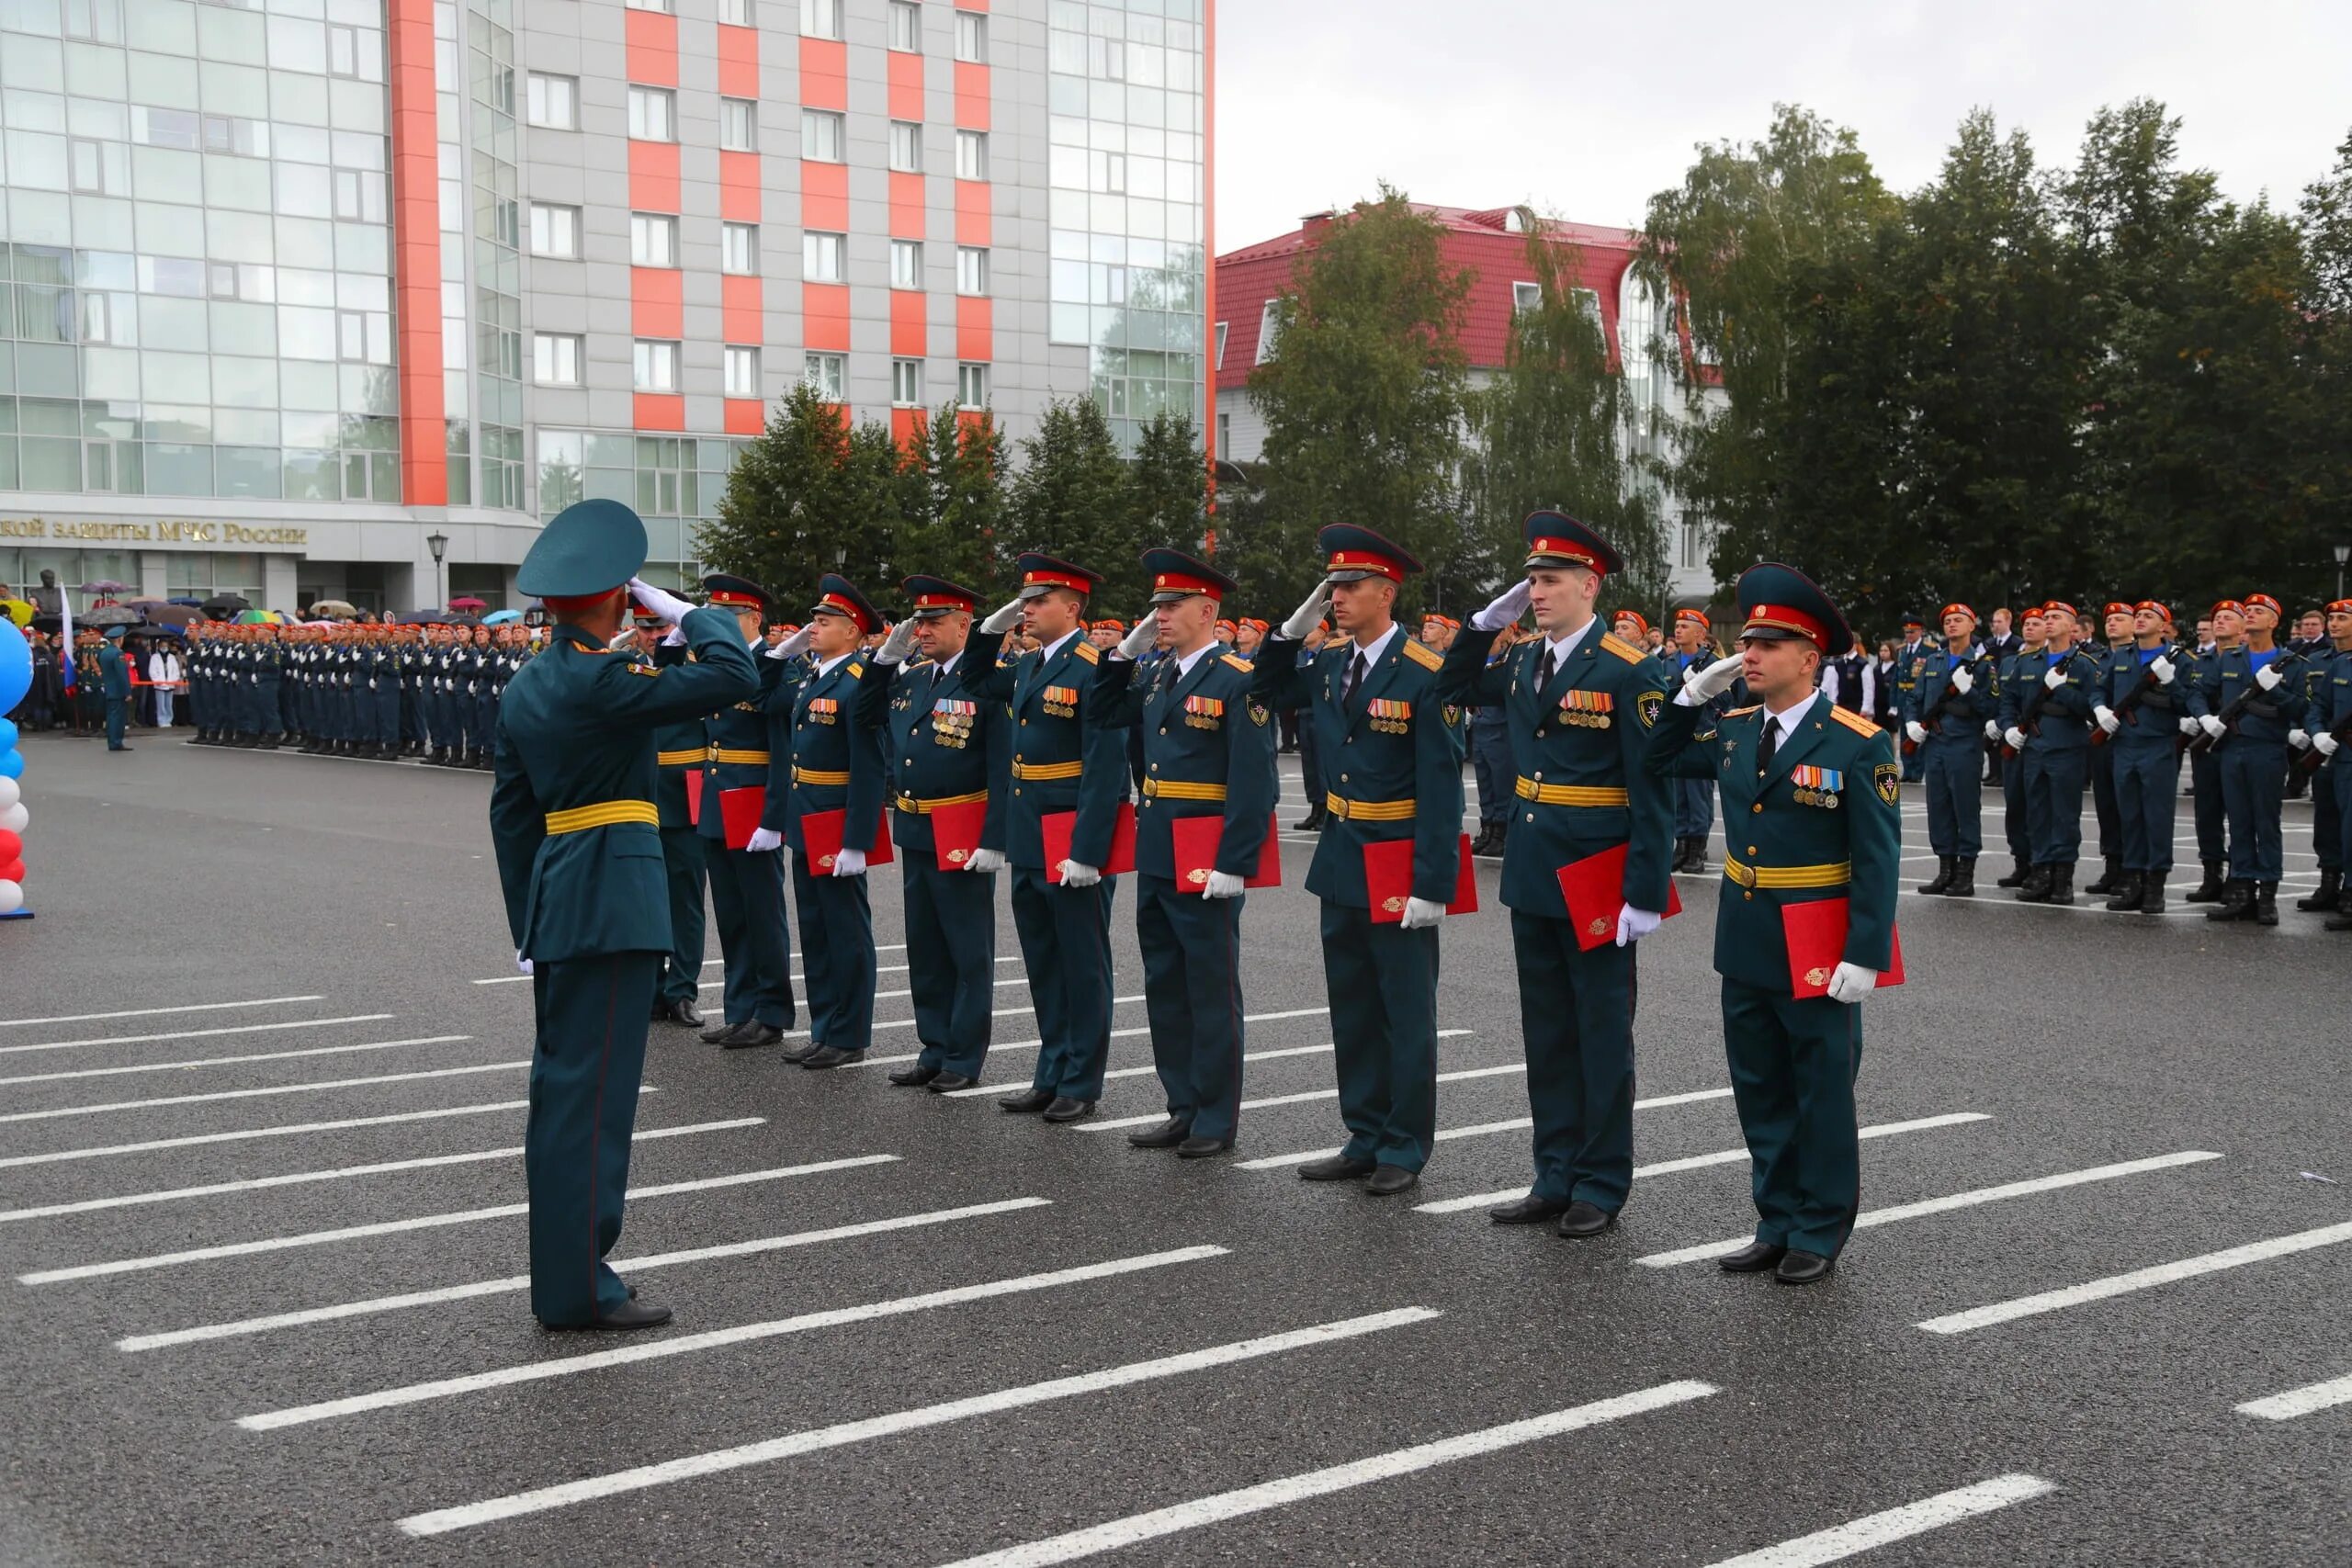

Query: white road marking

[394,1306,1442,1537]
[19,1156,899,1284]
[926,1381,1719,1568]
[1637,1150,2225,1268]
[241,1246,1227,1430]
[0,1096,541,1170]
[0,1060,533,1126]
[2237,1371,2352,1421]
[1917,1220,2352,1335]
[845,1007,1334,1071]
[1406,1111,1983,1211]
[117,1198,1050,1352]
[0,996,326,1029]
[0,1033,472,1088]
[1079,1064,1530,1134]
[0,1119,762,1224]
[1700,1474,2056,1567]
[0,1014,397,1059]
[944,1032,1477,1100]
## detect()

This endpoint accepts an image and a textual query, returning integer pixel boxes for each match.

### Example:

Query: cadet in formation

[2190,593,2305,926]
[2304,599,2352,931]
[693,574,798,1048]
[1904,604,1998,898]
[1998,601,2098,905]
[2093,601,2187,912]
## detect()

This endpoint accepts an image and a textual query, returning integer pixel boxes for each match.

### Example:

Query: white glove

[2094,706,2120,735]
[2003,727,2026,750]
[1057,860,1102,887]
[831,846,867,877]
[628,577,695,626]
[765,625,813,660]
[1951,666,1973,694]
[1984,720,2000,741]
[2256,663,2283,691]
[1117,619,1157,660]
[1202,869,1245,899]
[745,826,784,852]
[2289,728,2310,750]
[875,619,919,666]
[515,950,532,976]
[2199,714,2226,739]
[1470,579,1532,632]
[965,847,1005,874]
[2178,716,2199,737]
[1681,653,1745,703]
[2150,655,2176,684]
[2314,731,2340,758]
[979,596,1024,635]
[1614,905,1663,946]
[2042,665,2067,690]
[1825,962,1877,1005]
[1904,721,1927,745]
[1399,896,1447,930]
[1281,580,1333,641]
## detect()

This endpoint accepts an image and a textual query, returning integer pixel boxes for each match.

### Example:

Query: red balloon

[0,860,20,884]
[0,830,18,863]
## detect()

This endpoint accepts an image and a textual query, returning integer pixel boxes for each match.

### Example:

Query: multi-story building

[1213,203,1723,599]
[0,0,1215,614]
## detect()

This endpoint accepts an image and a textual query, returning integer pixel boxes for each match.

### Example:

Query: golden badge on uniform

[1443,704,1463,727]
[1873,761,1901,806]
[1248,697,1271,727]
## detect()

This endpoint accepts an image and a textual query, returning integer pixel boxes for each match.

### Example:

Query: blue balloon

[0,621,28,713]
[0,750,19,781]
[0,719,14,751]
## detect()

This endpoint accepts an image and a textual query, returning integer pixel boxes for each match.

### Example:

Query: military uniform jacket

[489,606,759,963]
[1253,629,1464,908]
[97,643,130,698]
[696,644,797,840]
[1091,643,1278,882]
[784,650,889,856]
[960,627,1127,871]
[2188,646,2309,743]
[884,652,1010,858]
[1650,692,1901,993]
[642,643,707,830]
[1907,646,1999,739]
[1997,645,2097,750]
[1435,622,1673,919]
[2306,648,2351,748]
[2103,645,2187,743]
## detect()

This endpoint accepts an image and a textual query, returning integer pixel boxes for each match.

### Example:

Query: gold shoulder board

[1221,652,1252,671]
[1074,640,1100,664]
[1599,633,1645,664]
[1401,638,1442,671]
[1829,705,1881,737]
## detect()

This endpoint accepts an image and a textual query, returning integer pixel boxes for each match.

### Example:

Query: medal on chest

[806,696,840,724]
[1366,697,1412,735]
[1041,683,1079,718]
[1183,694,1223,730]
[1789,764,1843,808]
[1558,689,1613,728]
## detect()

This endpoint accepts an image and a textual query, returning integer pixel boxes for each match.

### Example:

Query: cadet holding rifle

[1904,604,1997,898]
[2189,593,2306,926]
[2092,603,2187,913]
[1998,601,2098,905]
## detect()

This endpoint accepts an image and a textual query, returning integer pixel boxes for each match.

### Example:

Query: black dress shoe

[1127,1116,1193,1149]
[1555,1200,1617,1238]
[545,1297,673,1331]
[1717,1241,1789,1273]
[999,1087,1056,1113]
[723,1021,783,1049]
[926,1072,978,1093]
[699,1020,741,1043]
[1298,1154,1375,1182]
[1774,1249,1835,1285]
[663,998,704,1028]
[650,999,671,1023]
[1175,1134,1235,1158]
[799,1044,865,1069]
[1487,1194,1569,1225]
[888,1064,942,1088]
[1041,1097,1096,1123]
[1364,1166,1419,1196]
[779,1039,820,1064]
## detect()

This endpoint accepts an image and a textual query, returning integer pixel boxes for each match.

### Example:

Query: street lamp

[425,530,448,609]
[2335,543,2348,603]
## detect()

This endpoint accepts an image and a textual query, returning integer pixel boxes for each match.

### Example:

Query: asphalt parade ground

[1,732,2345,1567]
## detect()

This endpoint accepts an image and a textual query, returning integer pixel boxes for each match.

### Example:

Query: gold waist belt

[1514,778,1631,807]
[1323,792,1415,822]
[1142,777,1227,801]
[544,799,658,834]
[1012,760,1083,781]
[896,788,989,814]
[791,765,851,786]
[655,748,705,766]
[1723,855,1851,890]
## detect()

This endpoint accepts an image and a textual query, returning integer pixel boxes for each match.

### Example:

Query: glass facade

[533,428,750,589]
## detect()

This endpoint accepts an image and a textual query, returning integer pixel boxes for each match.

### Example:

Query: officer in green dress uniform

[1648,563,1901,1285]
[1091,549,1280,1157]
[634,606,707,1028]
[692,574,797,1048]
[878,576,1010,1092]
[1434,511,1673,1238]
[1253,525,1464,1195]
[964,554,1130,1123]
[98,626,133,751]
[1904,604,1998,897]
[488,497,759,1329]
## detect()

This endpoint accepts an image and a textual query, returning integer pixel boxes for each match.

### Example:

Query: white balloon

[0,775,17,809]
[0,803,23,834]
[0,880,21,916]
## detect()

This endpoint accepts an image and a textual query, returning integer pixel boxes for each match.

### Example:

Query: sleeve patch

[1402,638,1442,671]
[1636,690,1664,728]
[1873,762,1901,806]
[1829,705,1882,738]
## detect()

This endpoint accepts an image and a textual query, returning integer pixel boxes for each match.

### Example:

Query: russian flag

[57,592,74,690]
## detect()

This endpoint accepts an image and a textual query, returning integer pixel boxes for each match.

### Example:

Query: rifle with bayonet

[1903,642,1985,757]
[2091,643,2186,749]
[2002,644,2097,759]
[2186,646,2309,758]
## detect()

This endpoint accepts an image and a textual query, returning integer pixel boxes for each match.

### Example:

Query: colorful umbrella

[447,596,490,612]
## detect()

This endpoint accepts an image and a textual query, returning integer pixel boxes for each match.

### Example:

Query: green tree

[898,402,1005,591]
[698,383,869,606]
[1006,397,1140,587]
[1128,410,1208,558]
[2297,131,2352,597]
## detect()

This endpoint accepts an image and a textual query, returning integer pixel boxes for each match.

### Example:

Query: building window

[888,0,919,51]
[803,231,845,283]
[628,86,676,142]
[954,10,985,62]
[956,246,989,297]
[722,222,759,275]
[803,352,845,400]
[630,213,679,268]
[720,98,758,152]
[529,202,580,258]
[533,333,582,386]
[626,0,672,11]
[634,339,679,392]
[337,309,368,362]
[1216,410,1230,456]
[725,345,760,399]
[526,73,577,130]
[720,0,752,23]
[891,358,922,406]
[799,0,840,40]
[1512,281,1541,315]
[957,363,989,404]
[888,120,922,174]
[1215,321,1227,369]
[956,130,989,181]
[890,240,922,290]
[801,109,844,163]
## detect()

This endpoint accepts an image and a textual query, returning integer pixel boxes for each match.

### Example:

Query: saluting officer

[1434,512,1674,1239]
[1649,564,1899,1285]
[879,576,1010,1093]
[693,574,797,1048]
[634,605,709,1028]
[488,498,759,1330]
[964,555,1130,1123]
[2093,601,2187,912]
[1091,550,1279,1157]
[1905,603,1997,897]
[1253,525,1464,1195]
[1999,600,2098,905]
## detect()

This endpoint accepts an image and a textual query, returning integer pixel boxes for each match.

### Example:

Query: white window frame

[720,98,758,152]
[633,338,680,392]
[801,109,845,163]
[954,10,985,62]
[888,120,922,174]
[533,333,582,386]
[956,245,989,297]
[956,362,989,405]
[803,231,845,283]
[1214,321,1227,369]
[724,345,760,399]
[1256,299,1282,364]
[1512,281,1541,315]
[626,0,673,11]
[890,239,922,290]
[525,72,577,130]
[803,352,845,400]
[720,0,753,24]
[529,202,580,258]
[799,0,840,40]
[630,212,679,268]
[955,130,988,181]
[628,86,676,142]
[891,357,922,406]
[721,222,759,276]
[888,0,920,51]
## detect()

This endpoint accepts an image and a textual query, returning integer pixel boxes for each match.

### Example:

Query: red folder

[1556,843,1684,952]
[1170,811,1282,890]
[684,766,704,825]
[1044,803,1136,883]
[718,786,766,851]
[929,798,989,869]
[1782,897,1905,998]
[1364,834,1478,922]
[798,807,895,871]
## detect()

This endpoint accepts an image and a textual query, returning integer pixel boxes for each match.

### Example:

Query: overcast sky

[1214,0,2352,252]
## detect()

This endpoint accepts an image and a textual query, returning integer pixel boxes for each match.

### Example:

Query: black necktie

[1535,646,1556,693]
[1757,716,1781,776]
[1342,650,1367,706]
[930,660,944,692]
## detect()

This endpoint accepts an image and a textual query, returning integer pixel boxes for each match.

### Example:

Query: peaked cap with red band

[1317,523,1423,584]
[808,572,881,636]
[700,571,773,616]
[1736,561,1855,657]
[1521,510,1623,576]
[1142,547,1238,605]
[1013,551,1102,602]
[901,574,980,620]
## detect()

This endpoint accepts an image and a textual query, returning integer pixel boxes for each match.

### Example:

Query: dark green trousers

[1010,866,1117,1100]
[1321,902,1439,1171]
[657,827,707,1007]
[707,843,793,1029]
[1510,911,1637,1211]
[902,850,998,1077]
[526,953,659,1326]
[1720,977,1862,1258]
[1135,874,1245,1142]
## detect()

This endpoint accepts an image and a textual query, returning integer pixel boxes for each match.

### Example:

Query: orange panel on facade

[386,0,443,504]
[955,179,990,247]
[798,36,847,109]
[953,62,989,130]
[888,171,925,240]
[890,406,925,452]
[887,50,923,122]
[634,393,685,431]
[802,159,850,232]
[625,8,678,86]
[718,149,762,222]
[725,399,767,436]
[632,267,684,338]
[956,294,992,363]
[716,23,758,97]
[804,283,852,352]
[889,289,926,357]
[629,139,681,212]
[722,274,763,344]
[954,0,989,10]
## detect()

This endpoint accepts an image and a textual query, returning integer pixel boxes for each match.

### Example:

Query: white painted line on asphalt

[1406,1111,1982,1211]
[19,1155,899,1285]
[0,1118,763,1224]
[0,1014,398,1058]
[0,1096,545,1170]
[0,996,328,1029]
[0,1033,474,1088]
[845,1007,1335,1071]
[0,1060,534,1126]
[1232,1070,1703,1173]
[926,1380,1719,1568]
[117,1198,1050,1351]
[1637,1150,2225,1268]
[1702,1474,2055,1567]
[242,1245,1229,1430]
[2237,1371,2352,1421]
[945,1032,1477,1100]
[394,1306,1442,1538]
[1078,1064,1530,1134]
[1918,1220,2352,1335]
